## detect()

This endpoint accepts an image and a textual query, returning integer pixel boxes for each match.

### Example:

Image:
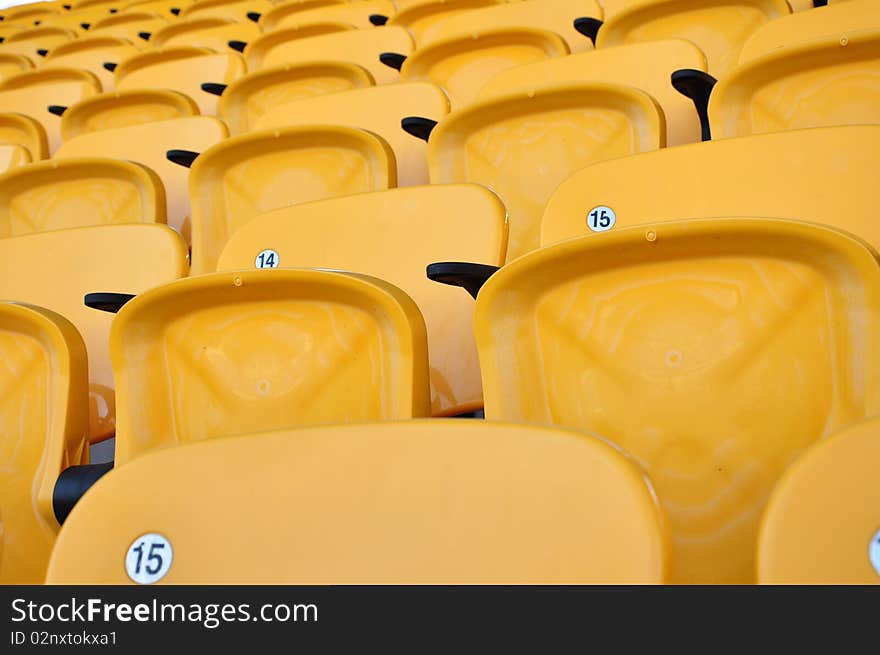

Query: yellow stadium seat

[0,53,34,82]
[179,124,396,272]
[145,16,261,51]
[541,125,880,253]
[1,26,76,60]
[479,39,706,146]
[708,29,880,138]
[38,6,121,34]
[58,88,199,140]
[757,417,880,584]
[254,82,448,185]
[179,0,272,23]
[387,0,504,44]
[423,81,664,261]
[46,420,669,583]
[0,68,101,153]
[217,184,507,416]
[55,116,228,241]
[121,0,192,17]
[420,0,602,53]
[70,0,121,10]
[0,224,188,443]
[739,0,878,63]
[0,144,31,171]
[216,60,374,134]
[0,301,89,584]
[0,157,166,235]
[43,36,141,92]
[233,22,356,70]
[252,0,347,30]
[105,269,431,465]
[395,27,569,108]
[596,0,790,77]
[3,6,60,26]
[88,11,169,42]
[259,26,414,84]
[0,111,48,160]
[0,23,27,42]
[474,217,880,583]
[113,46,247,115]
[258,0,395,32]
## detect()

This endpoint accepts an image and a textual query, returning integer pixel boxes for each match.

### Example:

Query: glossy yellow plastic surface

[115,46,247,115]
[217,184,507,415]
[48,420,668,584]
[0,157,166,236]
[0,144,31,172]
[739,0,878,62]
[59,89,200,141]
[109,269,431,464]
[480,39,706,146]
[219,61,374,134]
[0,112,48,160]
[710,29,880,138]
[254,82,448,185]
[475,217,880,583]
[0,53,33,83]
[0,224,187,443]
[388,0,503,43]
[0,302,89,584]
[429,82,664,260]
[148,16,262,52]
[757,417,880,584]
[596,0,790,77]
[89,11,170,43]
[259,26,414,84]
[122,0,194,16]
[39,6,124,35]
[180,0,272,22]
[44,37,141,92]
[3,6,60,25]
[189,125,397,273]
[542,125,880,252]
[0,26,76,60]
[257,0,348,31]
[263,0,396,31]
[0,68,101,153]
[400,27,569,108]
[55,116,229,241]
[237,22,357,70]
[421,0,601,52]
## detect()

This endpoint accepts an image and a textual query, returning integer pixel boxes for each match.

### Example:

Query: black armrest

[80,22,90,29]
[170,7,181,15]
[47,105,67,116]
[379,52,406,71]
[138,31,151,41]
[201,82,227,96]
[103,61,117,72]
[84,292,135,313]
[671,69,717,142]
[813,0,827,6]
[427,262,500,300]
[401,117,437,142]
[36,48,48,57]
[53,462,113,524]
[0,38,4,44]
[166,149,200,168]
[246,11,261,22]
[573,17,603,45]
[228,40,247,52]
[369,14,388,25]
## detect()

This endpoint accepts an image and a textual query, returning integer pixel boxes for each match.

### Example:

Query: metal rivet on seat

[233,276,242,287]
[645,230,657,242]
[840,36,848,46]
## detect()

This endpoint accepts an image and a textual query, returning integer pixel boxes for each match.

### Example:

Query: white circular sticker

[870,529,880,576]
[587,205,616,232]
[255,249,279,269]
[125,533,173,584]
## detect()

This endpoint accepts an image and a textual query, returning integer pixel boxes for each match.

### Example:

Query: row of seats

[0,0,877,586]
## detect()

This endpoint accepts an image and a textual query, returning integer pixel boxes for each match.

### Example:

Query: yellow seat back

[0,144,31,172]
[88,11,169,42]
[148,16,262,52]
[429,81,665,260]
[240,22,360,70]
[47,420,668,583]
[480,39,706,147]
[254,82,449,185]
[0,225,188,443]
[388,0,504,44]
[217,184,507,416]
[541,125,880,253]
[218,60,374,134]
[758,417,880,584]
[256,0,349,32]
[475,217,880,583]
[189,125,397,273]
[0,111,48,160]
[180,0,273,23]
[0,53,34,84]
[262,0,395,31]
[109,269,431,464]
[1,26,75,60]
[56,116,228,241]
[0,302,89,584]
[43,37,142,93]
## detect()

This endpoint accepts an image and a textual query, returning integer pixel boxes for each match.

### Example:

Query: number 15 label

[126,533,173,584]
[587,205,616,233]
